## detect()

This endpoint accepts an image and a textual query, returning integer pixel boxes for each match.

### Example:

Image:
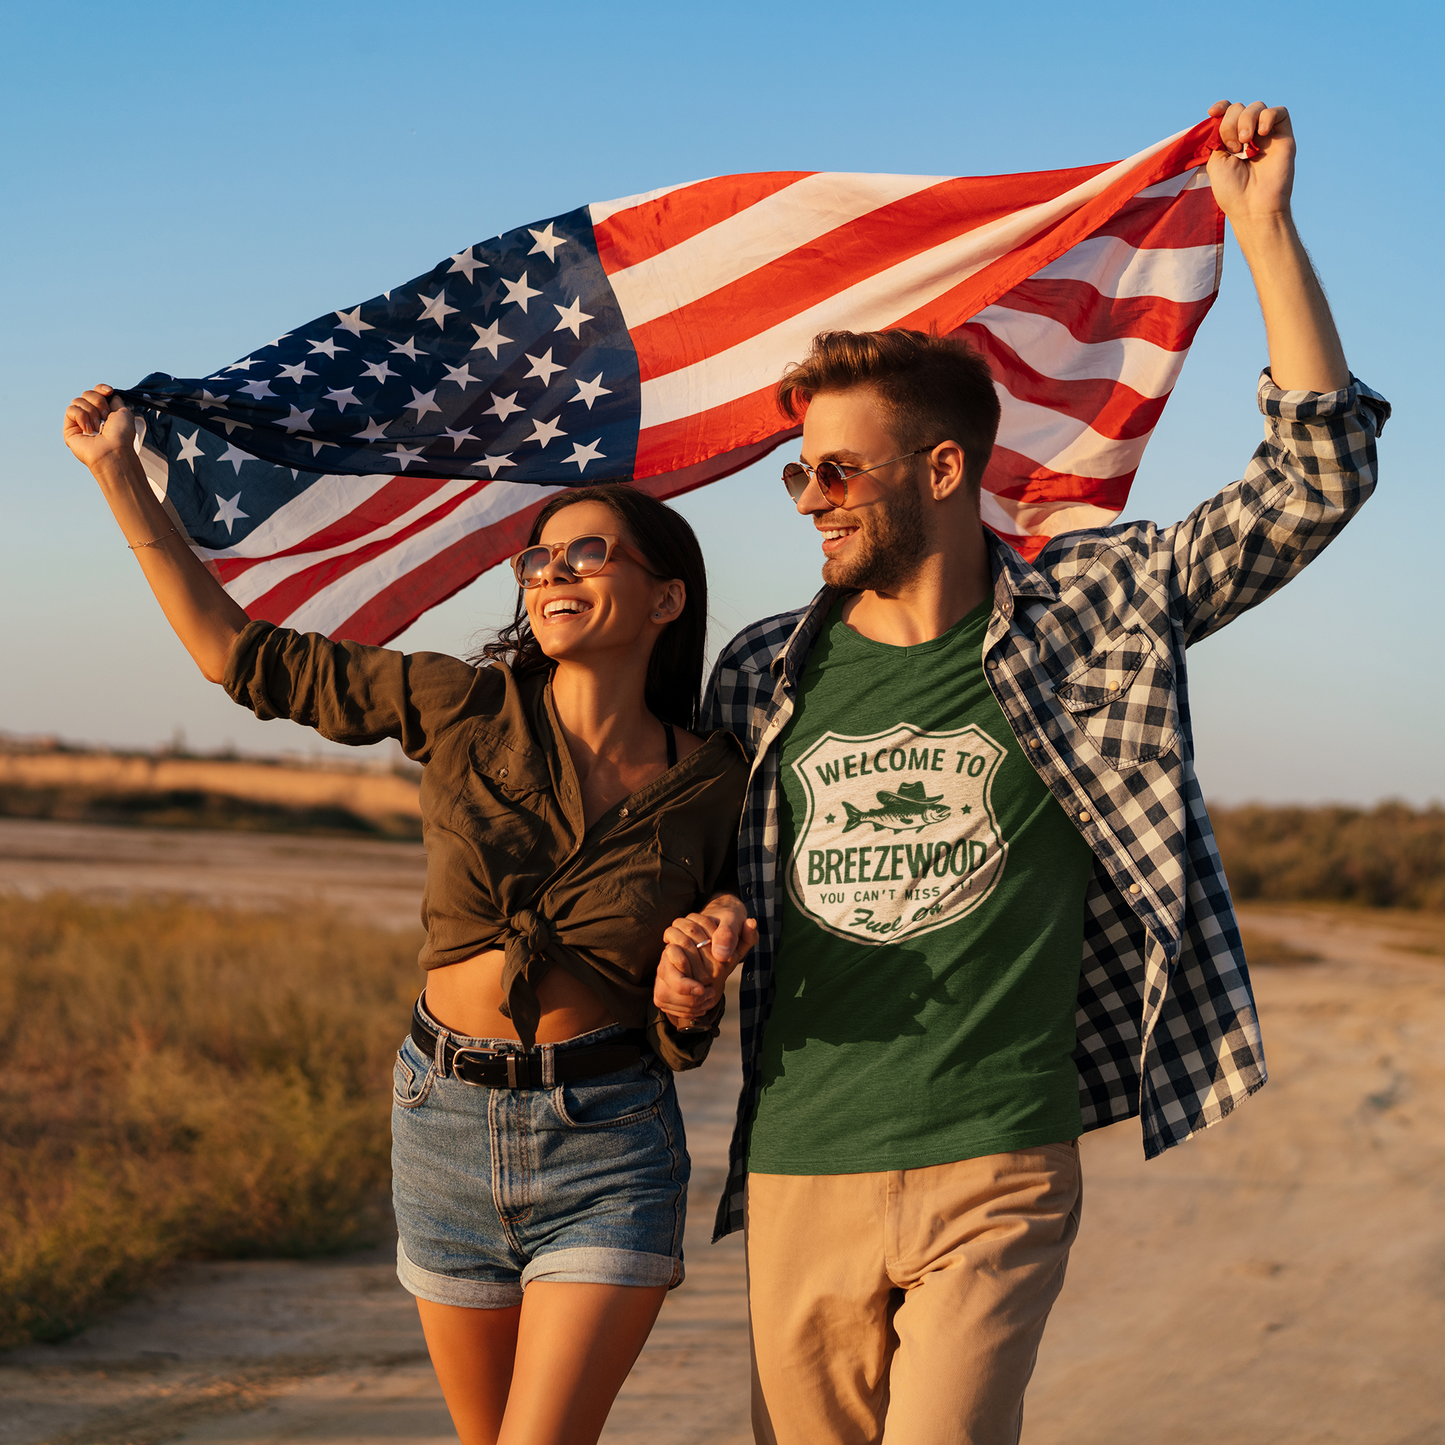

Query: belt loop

[433,1025,451,1081]
[541,1043,556,1088]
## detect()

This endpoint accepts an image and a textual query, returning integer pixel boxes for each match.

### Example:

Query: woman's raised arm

[64,384,250,683]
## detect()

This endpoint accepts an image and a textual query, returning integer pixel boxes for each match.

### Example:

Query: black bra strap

[664,722,677,767]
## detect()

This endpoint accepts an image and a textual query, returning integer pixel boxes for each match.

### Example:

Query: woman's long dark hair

[471,485,708,730]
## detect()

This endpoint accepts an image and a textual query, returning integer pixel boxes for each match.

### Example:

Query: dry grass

[0,894,423,1350]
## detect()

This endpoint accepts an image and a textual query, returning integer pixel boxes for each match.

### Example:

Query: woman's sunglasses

[510,533,659,589]
[781,446,936,507]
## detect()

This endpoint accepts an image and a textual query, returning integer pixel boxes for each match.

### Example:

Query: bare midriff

[423,949,619,1044]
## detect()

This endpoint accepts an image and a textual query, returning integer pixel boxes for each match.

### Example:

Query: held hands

[1206,100,1296,226]
[653,894,758,1032]
[64,384,136,471]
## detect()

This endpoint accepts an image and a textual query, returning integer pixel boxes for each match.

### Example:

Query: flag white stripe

[637,128,1191,430]
[980,487,1123,536]
[993,390,1151,479]
[607,173,948,328]
[971,304,1188,399]
[588,179,697,228]
[1030,236,1219,302]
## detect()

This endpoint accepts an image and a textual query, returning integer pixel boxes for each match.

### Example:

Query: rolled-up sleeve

[222,620,501,764]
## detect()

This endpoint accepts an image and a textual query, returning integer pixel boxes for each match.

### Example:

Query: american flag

[122,118,1224,646]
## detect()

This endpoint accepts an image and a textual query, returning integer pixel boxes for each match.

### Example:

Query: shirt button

[619,806,629,817]
[1028,739,1040,750]
[988,658,1001,670]
[498,767,507,778]
[1078,811,1091,823]
[1128,883,1140,895]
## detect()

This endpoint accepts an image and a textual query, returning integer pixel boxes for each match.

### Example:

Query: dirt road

[2,820,1442,1444]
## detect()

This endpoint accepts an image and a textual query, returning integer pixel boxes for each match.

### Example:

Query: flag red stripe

[981,445,1137,508]
[998,279,1216,351]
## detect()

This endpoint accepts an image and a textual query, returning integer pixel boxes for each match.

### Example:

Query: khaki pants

[746,1142,1081,1445]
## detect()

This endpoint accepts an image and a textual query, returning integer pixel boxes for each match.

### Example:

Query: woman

[63,383,753,1445]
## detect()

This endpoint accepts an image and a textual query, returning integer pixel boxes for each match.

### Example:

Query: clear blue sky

[2,0,1439,804]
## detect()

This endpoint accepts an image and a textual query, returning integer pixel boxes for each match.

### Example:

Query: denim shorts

[391,1002,689,1309]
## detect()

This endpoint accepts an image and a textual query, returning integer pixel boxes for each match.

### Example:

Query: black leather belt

[411,1004,650,1089]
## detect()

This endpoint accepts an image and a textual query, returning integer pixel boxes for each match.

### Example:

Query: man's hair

[776,329,1001,493]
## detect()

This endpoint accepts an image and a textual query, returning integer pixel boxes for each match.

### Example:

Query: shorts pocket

[393,1040,436,1110]
[553,1062,665,1130]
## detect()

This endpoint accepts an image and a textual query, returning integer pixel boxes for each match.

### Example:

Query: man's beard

[821,482,928,594]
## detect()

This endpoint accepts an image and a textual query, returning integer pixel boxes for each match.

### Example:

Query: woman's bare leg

[415,1297,522,1445]
[499,1282,669,1445]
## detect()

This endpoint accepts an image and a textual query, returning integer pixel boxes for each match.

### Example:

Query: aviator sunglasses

[510,533,663,589]
[782,446,938,507]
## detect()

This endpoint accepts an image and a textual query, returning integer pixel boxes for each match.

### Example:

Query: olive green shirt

[224,621,749,1070]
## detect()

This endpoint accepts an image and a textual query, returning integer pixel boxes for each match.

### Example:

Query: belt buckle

[449,1045,501,1086]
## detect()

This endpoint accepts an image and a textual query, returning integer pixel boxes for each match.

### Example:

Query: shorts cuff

[521,1246,683,1290]
[396,1240,524,1309]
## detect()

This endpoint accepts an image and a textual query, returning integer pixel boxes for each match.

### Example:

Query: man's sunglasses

[781,446,937,507]
[510,533,662,589]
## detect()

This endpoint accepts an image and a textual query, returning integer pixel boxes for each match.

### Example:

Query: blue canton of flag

[123,210,637,553]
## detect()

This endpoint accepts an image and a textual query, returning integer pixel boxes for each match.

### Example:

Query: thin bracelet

[126,527,179,551]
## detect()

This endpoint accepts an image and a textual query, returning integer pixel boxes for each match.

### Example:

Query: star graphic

[525,416,566,448]
[175,431,204,470]
[263,334,291,350]
[306,439,333,456]
[212,491,249,533]
[443,426,477,450]
[217,443,253,474]
[417,288,458,330]
[469,320,513,358]
[553,297,593,338]
[405,387,441,422]
[277,405,315,433]
[275,360,316,384]
[354,417,390,443]
[307,338,347,359]
[527,223,568,262]
[484,391,523,422]
[562,439,605,473]
[324,387,360,412]
[501,272,542,313]
[219,418,250,435]
[524,349,566,386]
[193,390,225,411]
[447,246,486,283]
[441,362,479,391]
[476,453,516,477]
[334,306,373,336]
[225,357,258,373]
[389,336,425,361]
[825,813,836,824]
[239,378,275,400]
[571,373,612,410]
[477,280,502,313]
[361,359,398,384]
[960,804,972,815]
[386,445,426,471]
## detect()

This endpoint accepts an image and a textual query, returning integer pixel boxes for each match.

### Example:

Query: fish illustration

[840,781,952,834]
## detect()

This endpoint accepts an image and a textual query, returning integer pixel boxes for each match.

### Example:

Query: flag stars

[213,491,249,533]
[501,272,543,313]
[571,373,611,410]
[226,357,259,373]
[417,288,458,330]
[469,320,513,359]
[477,280,502,314]
[354,417,391,443]
[524,349,566,387]
[276,360,317,384]
[218,443,253,475]
[307,338,348,359]
[386,445,426,471]
[447,247,486,283]
[361,359,398,384]
[553,297,593,338]
[334,306,373,336]
[389,336,426,362]
[562,439,605,473]
[405,387,442,422]
[526,223,568,262]
[484,391,524,422]
[239,378,276,400]
[176,431,205,470]
[278,405,316,433]
[324,387,361,412]
[476,454,516,477]
[443,426,477,451]
[525,416,566,448]
[441,362,480,391]
[193,390,225,411]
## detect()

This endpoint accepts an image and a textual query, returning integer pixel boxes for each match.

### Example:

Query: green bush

[0,895,422,1348]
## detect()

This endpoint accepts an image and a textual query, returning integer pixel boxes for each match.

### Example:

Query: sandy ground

[2,820,1443,1445]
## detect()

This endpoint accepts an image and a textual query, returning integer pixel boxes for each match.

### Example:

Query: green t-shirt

[747,595,1092,1175]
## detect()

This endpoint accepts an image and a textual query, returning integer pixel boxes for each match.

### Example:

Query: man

[656,99,1388,1443]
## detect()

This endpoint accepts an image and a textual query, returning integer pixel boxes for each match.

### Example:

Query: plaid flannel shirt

[702,371,1390,1240]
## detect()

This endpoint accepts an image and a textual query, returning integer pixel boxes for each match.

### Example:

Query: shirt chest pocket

[457,745,549,865]
[1051,629,1180,770]
[655,817,707,915]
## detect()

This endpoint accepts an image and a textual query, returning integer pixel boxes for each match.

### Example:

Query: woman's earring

[653,611,662,619]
